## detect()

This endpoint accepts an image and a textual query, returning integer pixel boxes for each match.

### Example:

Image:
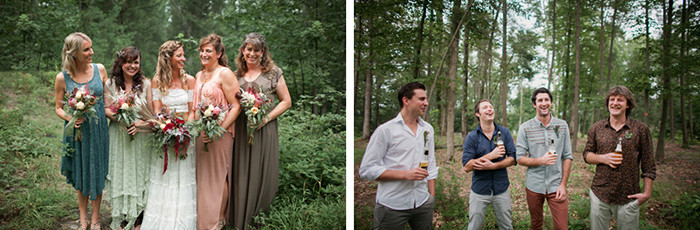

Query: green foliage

[661,192,700,229]
[254,107,345,228]
[277,109,345,198]
[0,71,76,228]
[253,196,345,230]
[568,192,591,229]
[434,174,468,229]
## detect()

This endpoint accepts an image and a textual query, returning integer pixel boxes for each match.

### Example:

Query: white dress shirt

[359,113,438,210]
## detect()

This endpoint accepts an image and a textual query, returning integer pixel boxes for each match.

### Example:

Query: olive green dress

[231,66,282,230]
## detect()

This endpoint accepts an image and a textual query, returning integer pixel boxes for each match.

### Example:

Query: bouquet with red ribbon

[190,102,230,151]
[108,88,142,140]
[235,85,271,144]
[63,85,100,141]
[148,109,192,174]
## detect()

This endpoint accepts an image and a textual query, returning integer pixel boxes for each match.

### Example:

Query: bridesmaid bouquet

[108,89,142,141]
[190,102,230,152]
[147,109,192,174]
[235,86,271,144]
[63,85,100,141]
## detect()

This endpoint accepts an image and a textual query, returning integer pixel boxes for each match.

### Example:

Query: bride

[141,40,197,229]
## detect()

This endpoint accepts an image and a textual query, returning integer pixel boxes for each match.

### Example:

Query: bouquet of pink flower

[108,89,142,140]
[147,109,192,174]
[235,86,271,144]
[63,85,100,141]
[190,102,230,151]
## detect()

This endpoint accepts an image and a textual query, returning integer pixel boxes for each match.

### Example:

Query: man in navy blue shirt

[462,99,516,230]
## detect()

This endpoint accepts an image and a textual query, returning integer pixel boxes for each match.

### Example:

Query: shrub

[254,108,346,229]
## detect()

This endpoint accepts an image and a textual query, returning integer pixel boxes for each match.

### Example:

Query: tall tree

[548,0,557,89]
[446,0,462,159]
[680,0,689,148]
[361,2,374,140]
[500,0,508,126]
[570,0,582,151]
[413,0,429,79]
[596,0,606,123]
[657,0,673,162]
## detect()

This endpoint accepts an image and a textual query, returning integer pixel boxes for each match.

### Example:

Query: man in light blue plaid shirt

[515,88,573,230]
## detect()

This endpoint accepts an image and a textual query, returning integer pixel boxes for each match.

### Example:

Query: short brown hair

[605,85,636,117]
[397,82,426,108]
[474,99,491,121]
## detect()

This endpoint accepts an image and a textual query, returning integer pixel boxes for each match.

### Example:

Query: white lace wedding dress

[141,88,197,229]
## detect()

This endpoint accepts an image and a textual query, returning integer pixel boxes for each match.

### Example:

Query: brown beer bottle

[614,137,623,167]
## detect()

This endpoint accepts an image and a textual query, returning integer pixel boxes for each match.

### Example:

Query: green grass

[0,71,81,228]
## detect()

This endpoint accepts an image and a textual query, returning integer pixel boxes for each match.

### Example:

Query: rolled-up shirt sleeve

[639,125,656,180]
[359,127,389,181]
[504,129,516,159]
[561,123,574,160]
[515,124,529,163]
[426,126,438,180]
[462,133,476,166]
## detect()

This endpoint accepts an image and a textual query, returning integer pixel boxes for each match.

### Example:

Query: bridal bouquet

[64,85,100,141]
[148,109,192,174]
[190,102,230,151]
[235,86,271,144]
[108,88,142,140]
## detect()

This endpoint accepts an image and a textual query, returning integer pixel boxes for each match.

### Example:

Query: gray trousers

[468,189,513,230]
[373,195,435,230]
[589,189,640,230]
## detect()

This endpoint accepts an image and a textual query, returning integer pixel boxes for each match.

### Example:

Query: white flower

[76,101,85,110]
[204,109,212,117]
[159,123,166,130]
[251,107,259,115]
[75,91,83,99]
[120,103,129,110]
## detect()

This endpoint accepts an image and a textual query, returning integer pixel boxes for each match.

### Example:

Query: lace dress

[104,79,154,230]
[141,87,197,230]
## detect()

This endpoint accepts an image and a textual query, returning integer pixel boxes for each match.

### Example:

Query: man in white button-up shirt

[359,82,438,230]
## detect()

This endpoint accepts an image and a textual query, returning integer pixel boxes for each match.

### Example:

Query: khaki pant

[589,189,640,230]
[373,195,434,230]
[468,189,513,230]
[525,187,568,230]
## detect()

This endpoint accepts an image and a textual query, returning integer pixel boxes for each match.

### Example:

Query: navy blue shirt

[462,123,516,195]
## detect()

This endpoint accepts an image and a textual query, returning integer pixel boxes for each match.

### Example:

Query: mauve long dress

[194,67,235,229]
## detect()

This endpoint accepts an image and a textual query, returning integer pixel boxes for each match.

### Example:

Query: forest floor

[354,134,700,229]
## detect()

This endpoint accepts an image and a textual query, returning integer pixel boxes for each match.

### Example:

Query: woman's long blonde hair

[153,40,188,95]
[62,32,91,76]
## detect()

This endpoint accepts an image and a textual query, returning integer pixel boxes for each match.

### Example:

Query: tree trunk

[548,0,556,89]
[462,2,472,139]
[361,17,374,140]
[570,0,582,152]
[500,0,508,126]
[596,0,606,123]
[485,4,501,98]
[657,0,673,163]
[561,11,574,123]
[644,0,651,126]
[670,98,675,142]
[447,0,461,160]
[605,2,618,90]
[413,0,429,79]
[680,0,689,148]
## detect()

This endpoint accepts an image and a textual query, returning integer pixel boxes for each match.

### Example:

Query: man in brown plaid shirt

[582,86,656,230]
